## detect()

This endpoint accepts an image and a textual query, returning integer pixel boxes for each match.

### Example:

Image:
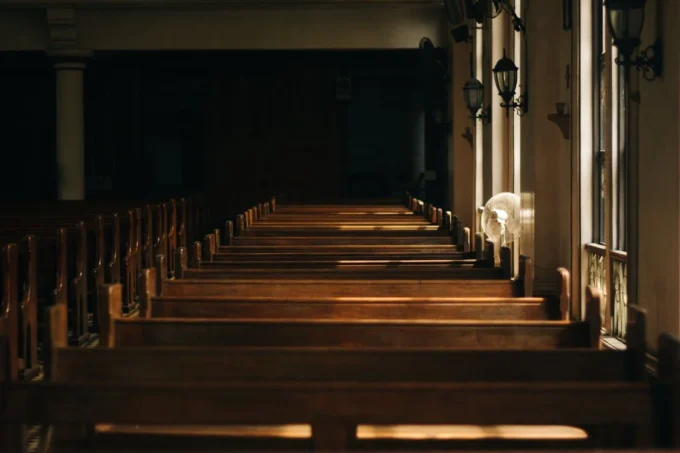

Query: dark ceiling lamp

[462,53,490,124]
[467,0,526,34]
[604,0,662,81]
[443,0,525,44]
[492,49,527,116]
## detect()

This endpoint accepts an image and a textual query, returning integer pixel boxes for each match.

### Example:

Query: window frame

[585,0,628,340]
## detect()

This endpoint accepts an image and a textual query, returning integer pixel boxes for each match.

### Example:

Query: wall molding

[2,0,443,9]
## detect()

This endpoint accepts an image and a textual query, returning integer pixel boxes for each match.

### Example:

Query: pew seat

[146,296,560,320]
[157,278,523,298]
[2,317,655,450]
[232,237,456,246]
[211,251,472,261]
[218,244,463,254]
[181,267,503,280]
[241,228,449,237]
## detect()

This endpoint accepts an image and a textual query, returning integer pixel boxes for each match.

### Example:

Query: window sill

[602,335,626,351]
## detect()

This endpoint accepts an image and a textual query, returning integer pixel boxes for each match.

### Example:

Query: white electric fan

[481,192,521,262]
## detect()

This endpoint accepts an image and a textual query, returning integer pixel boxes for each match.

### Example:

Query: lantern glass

[492,50,519,104]
[463,78,484,113]
[605,0,646,56]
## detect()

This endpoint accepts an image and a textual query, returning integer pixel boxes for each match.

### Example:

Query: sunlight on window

[475,24,484,230]
[513,0,522,196]
[580,0,594,255]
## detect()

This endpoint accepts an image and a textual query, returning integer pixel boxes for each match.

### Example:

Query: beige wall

[510,0,680,342]
[467,1,572,292]
[637,0,680,346]
[451,41,477,231]
[520,0,573,294]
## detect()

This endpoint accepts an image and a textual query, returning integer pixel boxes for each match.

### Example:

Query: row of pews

[1,194,679,451]
[0,196,204,387]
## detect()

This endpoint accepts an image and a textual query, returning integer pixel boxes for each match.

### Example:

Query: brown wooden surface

[212,251,472,261]
[2,380,652,429]
[197,259,483,269]
[160,278,521,298]
[232,236,456,246]
[240,229,449,237]
[148,296,558,320]
[219,245,462,253]
[111,317,594,348]
[1,197,672,451]
[49,346,633,382]
[181,267,503,280]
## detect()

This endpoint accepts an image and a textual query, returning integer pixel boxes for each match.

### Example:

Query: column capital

[48,49,94,69]
[46,8,78,50]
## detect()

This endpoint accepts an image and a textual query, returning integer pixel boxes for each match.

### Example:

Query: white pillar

[51,50,91,200]
[491,15,510,196]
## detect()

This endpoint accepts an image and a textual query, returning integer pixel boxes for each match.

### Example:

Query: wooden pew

[180,250,510,283]
[658,333,680,447]
[107,314,597,349]
[146,295,562,321]
[235,202,450,237]
[156,277,524,298]
[205,228,475,262]
[0,197,198,373]
[256,214,430,223]
[230,211,471,250]
[210,250,474,261]
[273,206,411,214]
[182,266,504,280]
[219,244,463,254]
[156,239,521,296]
[102,274,585,349]
[231,236,458,246]
[0,295,663,450]
[239,227,448,237]
[0,211,140,342]
[2,196,671,451]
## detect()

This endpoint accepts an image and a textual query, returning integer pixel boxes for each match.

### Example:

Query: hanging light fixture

[492,49,527,116]
[462,51,490,123]
[466,0,526,33]
[463,78,490,124]
[604,0,662,81]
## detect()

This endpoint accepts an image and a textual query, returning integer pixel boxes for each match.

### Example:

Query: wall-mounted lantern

[604,0,662,81]
[463,78,491,124]
[492,49,527,116]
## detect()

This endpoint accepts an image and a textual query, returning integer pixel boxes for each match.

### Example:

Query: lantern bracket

[501,93,528,117]
[615,38,663,82]
[470,105,491,124]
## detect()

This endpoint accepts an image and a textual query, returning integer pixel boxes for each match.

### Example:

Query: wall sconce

[465,0,526,34]
[492,49,528,116]
[463,78,491,124]
[604,0,662,81]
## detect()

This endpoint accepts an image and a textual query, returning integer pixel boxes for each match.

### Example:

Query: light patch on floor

[357,425,589,440]
[94,424,588,440]
[95,424,311,438]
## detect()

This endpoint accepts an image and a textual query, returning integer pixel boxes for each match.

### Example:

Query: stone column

[490,15,510,196]
[50,50,92,200]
